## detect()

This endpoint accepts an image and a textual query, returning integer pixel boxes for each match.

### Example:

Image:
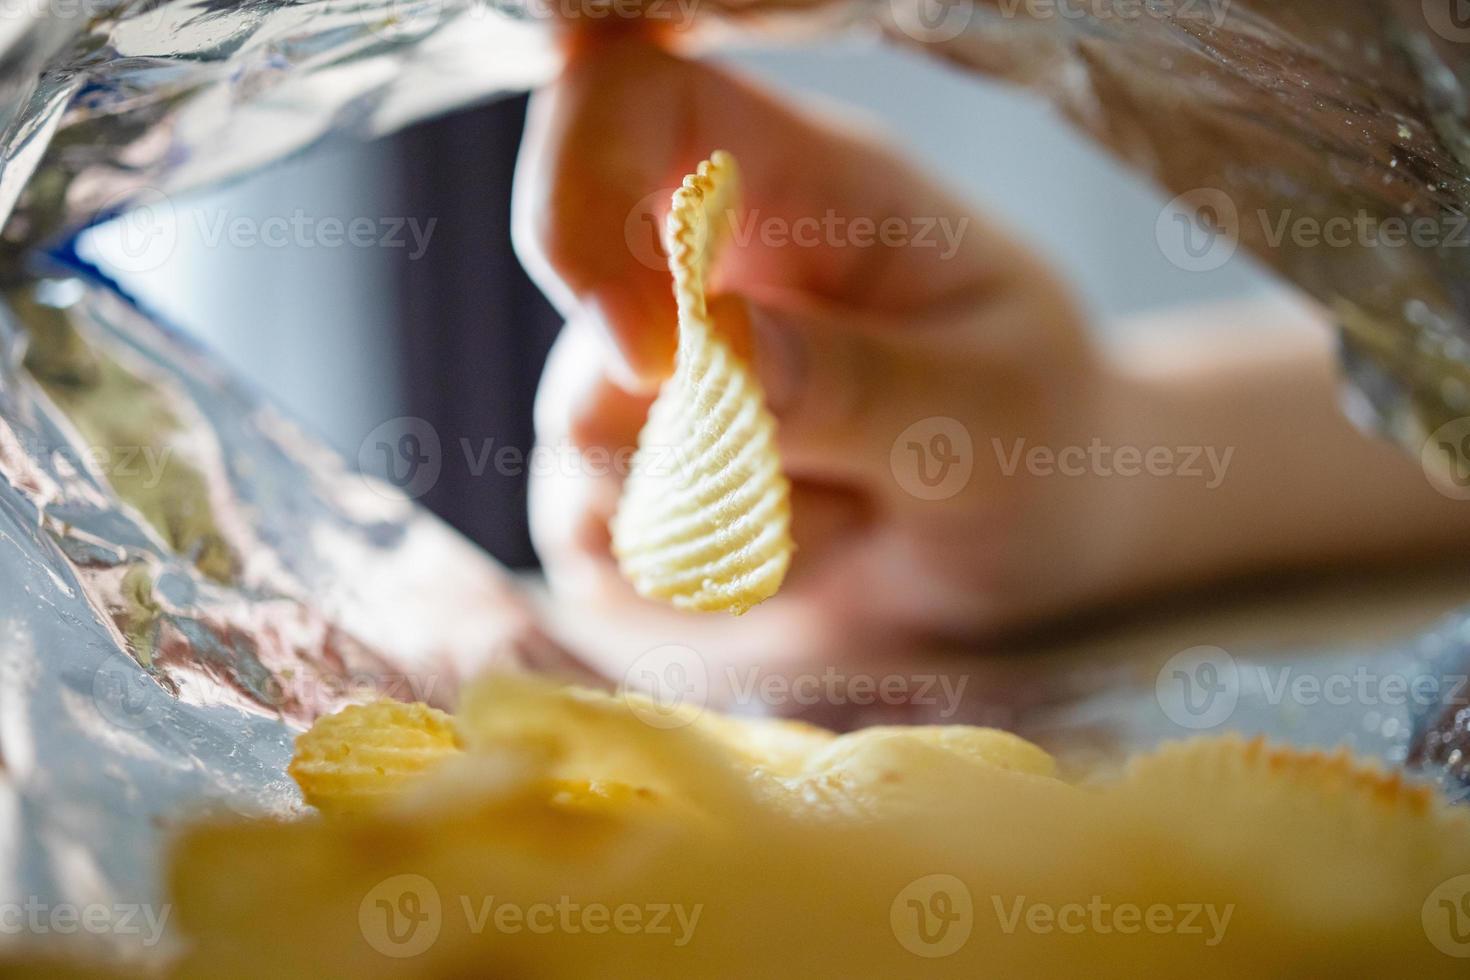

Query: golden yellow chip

[174,679,1470,979]
[690,711,835,778]
[611,151,794,614]
[454,673,751,818]
[287,700,462,815]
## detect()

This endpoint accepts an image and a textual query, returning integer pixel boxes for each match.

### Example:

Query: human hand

[513,35,1123,670]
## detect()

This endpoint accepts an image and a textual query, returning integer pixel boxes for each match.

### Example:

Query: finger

[720,292,967,486]
[513,34,1011,387]
[530,317,646,574]
[534,315,653,453]
[513,40,685,390]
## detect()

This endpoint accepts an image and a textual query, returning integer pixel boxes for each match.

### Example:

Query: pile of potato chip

[164,672,1470,978]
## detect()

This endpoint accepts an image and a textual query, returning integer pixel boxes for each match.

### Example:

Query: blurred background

[81,38,1273,570]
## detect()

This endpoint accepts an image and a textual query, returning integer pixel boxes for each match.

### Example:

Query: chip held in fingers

[611,151,794,614]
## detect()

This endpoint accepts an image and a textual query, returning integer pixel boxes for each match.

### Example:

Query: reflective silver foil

[1,0,1470,965]
[0,0,567,962]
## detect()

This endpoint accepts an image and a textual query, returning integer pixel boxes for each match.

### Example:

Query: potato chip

[611,151,794,614]
[177,679,1470,979]
[287,700,462,815]
[454,673,757,818]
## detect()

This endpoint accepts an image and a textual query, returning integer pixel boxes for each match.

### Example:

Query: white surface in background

[726,40,1272,321]
[94,39,1275,451]
[82,140,408,457]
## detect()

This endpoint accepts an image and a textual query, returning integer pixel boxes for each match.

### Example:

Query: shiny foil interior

[1,0,1469,960]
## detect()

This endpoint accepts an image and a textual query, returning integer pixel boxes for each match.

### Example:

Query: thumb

[714,294,954,487]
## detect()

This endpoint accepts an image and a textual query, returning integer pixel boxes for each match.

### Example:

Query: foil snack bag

[1,0,1469,962]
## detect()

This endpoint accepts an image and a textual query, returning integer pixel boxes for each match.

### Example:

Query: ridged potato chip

[287,700,462,815]
[178,679,1470,979]
[612,151,794,614]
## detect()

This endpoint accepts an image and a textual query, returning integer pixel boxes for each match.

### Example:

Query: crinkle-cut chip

[1117,734,1442,817]
[171,679,1470,979]
[772,725,1061,818]
[1111,733,1460,854]
[611,150,794,614]
[806,725,1058,778]
[1095,735,1470,939]
[456,673,755,818]
[692,712,835,778]
[288,700,462,815]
